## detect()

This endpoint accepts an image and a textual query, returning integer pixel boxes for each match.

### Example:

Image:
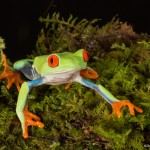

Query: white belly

[43,70,80,85]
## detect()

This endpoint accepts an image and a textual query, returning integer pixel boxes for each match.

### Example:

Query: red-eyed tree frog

[0,49,143,138]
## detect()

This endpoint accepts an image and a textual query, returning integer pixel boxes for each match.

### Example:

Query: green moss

[0,13,150,149]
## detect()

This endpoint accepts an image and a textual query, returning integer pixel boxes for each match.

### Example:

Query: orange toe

[0,53,24,91]
[23,132,29,139]
[37,121,44,128]
[23,104,44,138]
[65,82,72,89]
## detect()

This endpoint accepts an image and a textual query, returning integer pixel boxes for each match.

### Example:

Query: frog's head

[34,49,89,76]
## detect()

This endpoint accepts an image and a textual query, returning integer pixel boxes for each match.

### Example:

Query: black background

[0,0,150,62]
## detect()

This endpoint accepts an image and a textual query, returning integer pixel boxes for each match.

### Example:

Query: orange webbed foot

[80,68,99,79]
[111,100,143,118]
[23,105,44,138]
[0,53,24,91]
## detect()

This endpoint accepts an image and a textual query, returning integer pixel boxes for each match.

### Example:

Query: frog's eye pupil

[48,55,59,67]
[83,49,89,62]
[50,58,53,64]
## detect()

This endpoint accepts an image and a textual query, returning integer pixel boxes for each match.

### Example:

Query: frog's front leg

[16,78,45,138]
[74,76,143,118]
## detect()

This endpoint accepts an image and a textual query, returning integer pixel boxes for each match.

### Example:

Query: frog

[0,49,143,138]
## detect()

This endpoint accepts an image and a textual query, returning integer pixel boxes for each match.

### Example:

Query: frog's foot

[23,105,44,138]
[0,53,24,91]
[80,68,99,79]
[111,100,143,118]
[65,82,72,89]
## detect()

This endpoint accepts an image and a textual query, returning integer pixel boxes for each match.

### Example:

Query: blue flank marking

[81,78,113,104]
[27,77,44,89]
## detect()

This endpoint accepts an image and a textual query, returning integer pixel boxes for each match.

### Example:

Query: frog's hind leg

[0,53,24,91]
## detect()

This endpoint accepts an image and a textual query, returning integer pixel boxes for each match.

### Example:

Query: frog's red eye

[83,49,89,62]
[48,55,59,67]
